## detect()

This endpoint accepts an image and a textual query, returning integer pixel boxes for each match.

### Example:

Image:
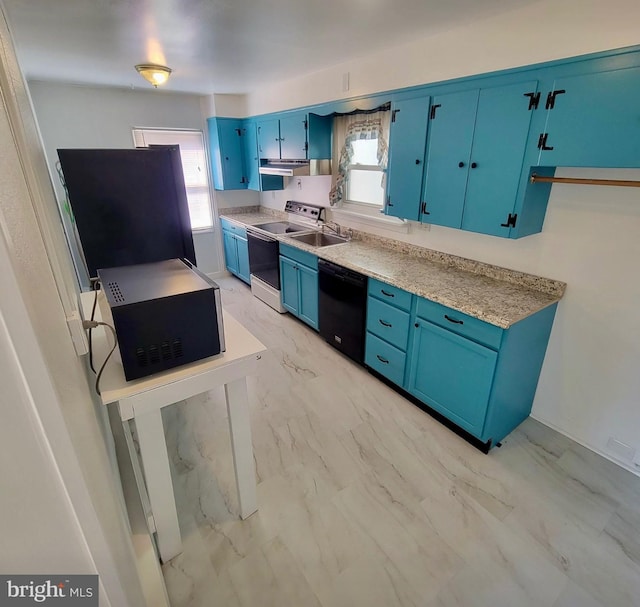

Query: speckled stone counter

[220,210,566,329]
[219,206,288,225]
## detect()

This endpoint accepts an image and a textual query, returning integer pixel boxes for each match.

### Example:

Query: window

[329,109,390,209]
[346,138,385,205]
[132,128,213,230]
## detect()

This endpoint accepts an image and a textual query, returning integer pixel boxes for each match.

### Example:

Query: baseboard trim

[207,270,231,280]
[530,413,640,478]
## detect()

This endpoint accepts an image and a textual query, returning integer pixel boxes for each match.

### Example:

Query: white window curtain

[329,110,391,206]
[132,128,213,230]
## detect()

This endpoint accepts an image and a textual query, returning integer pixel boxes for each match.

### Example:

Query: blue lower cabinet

[222,230,238,274]
[365,332,407,387]
[280,256,299,314]
[366,297,411,350]
[298,265,319,330]
[406,297,558,446]
[222,228,250,285]
[236,235,250,283]
[407,319,498,437]
[279,251,319,330]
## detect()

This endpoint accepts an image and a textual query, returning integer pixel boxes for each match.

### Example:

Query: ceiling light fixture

[135,64,172,88]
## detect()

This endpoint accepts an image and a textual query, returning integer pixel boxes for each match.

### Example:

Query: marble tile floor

[161,276,640,607]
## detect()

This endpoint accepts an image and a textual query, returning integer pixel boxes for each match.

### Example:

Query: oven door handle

[247,229,276,242]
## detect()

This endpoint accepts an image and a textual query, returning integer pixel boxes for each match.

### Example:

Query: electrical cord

[83,319,117,396]
[88,278,100,373]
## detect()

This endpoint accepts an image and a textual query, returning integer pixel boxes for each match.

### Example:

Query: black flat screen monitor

[57,147,196,279]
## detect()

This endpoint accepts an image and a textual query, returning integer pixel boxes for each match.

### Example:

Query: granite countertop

[219,209,566,329]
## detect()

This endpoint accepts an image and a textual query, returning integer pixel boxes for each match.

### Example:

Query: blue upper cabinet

[256,112,332,160]
[422,89,478,228]
[462,80,538,236]
[208,117,247,190]
[423,81,537,235]
[242,120,260,191]
[279,114,308,159]
[385,96,430,221]
[537,66,640,168]
[242,119,285,192]
[257,118,281,159]
[307,114,333,159]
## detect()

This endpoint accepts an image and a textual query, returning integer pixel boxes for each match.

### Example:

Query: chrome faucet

[321,221,353,241]
[321,221,342,236]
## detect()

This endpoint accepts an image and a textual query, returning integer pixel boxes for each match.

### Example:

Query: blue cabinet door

[422,89,479,228]
[538,67,640,168]
[279,114,308,160]
[407,319,497,437]
[236,235,250,284]
[462,81,537,236]
[307,114,333,159]
[385,96,430,221]
[279,256,299,315]
[298,264,318,330]
[211,118,247,190]
[222,230,238,274]
[257,119,281,159]
[242,120,260,191]
[208,118,246,190]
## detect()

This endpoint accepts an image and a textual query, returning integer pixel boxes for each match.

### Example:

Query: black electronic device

[57,147,196,279]
[97,259,225,381]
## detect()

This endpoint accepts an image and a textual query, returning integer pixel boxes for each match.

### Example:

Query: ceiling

[3,0,538,95]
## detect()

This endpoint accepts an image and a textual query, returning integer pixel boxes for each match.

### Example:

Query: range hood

[259,159,331,177]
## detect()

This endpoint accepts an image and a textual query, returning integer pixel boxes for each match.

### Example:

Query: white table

[81,291,266,563]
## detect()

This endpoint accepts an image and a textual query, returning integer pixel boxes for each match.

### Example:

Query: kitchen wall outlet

[342,72,350,92]
[296,178,302,190]
[606,436,636,462]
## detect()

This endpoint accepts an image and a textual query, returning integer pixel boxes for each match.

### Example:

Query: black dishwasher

[318,260,368,363]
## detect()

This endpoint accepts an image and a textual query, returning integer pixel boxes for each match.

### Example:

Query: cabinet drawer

[279,243,318,270]
[366,297,410,351]
[220,217,247,237]
[415,297,503,349]
[368,278,412,311]
[365,332,407,387]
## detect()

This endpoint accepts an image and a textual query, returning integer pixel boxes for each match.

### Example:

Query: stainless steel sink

[287,232,348,247]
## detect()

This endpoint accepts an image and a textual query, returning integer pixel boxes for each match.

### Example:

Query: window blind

[132,128,213,230]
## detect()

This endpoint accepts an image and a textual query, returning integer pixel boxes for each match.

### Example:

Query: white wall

[247,0,640,115]
[253,0,640,473]
[262,175,332,212]
[28,81,224,281]
[0,299,95,573]
[0,8,146,600]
